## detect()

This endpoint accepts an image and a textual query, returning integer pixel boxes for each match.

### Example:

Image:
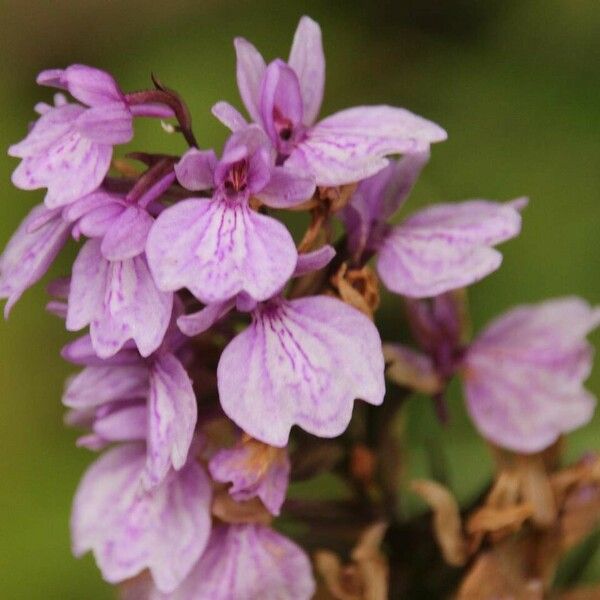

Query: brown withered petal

[410,479,468,567]
[457,538,545,600]
[351,522,389,600]
[331,263,380,318]
[516,453,558,528]
[211,488,272,525]
[314,522,389,600]
[466,503,533,537]
[314,550,362,600]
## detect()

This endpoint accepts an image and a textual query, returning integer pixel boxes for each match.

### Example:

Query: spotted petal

[146,198,297,304]
[377,200,524,298]
[0,204,70,317]
[463,297,600,453]
[67,239,173,358]
[145,353,197,488]
[10,103,113,208]
[217,296,385,446]
[71,443,212,593]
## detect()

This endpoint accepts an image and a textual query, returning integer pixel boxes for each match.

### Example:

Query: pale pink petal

[144,524,315,600]
[234,37,266,123]
[146,198,297,304]
[211,101,248,132]
[209,443,290,516]
[67,240,173,358]
[63,364,149,408]
[255,165,315,208]
[76,102,133,145]
[293,245,335,277]
[259,60,304,146]
[39,65,123,106]
[463,297,600,453]
[288,16,325,126]
[100,206,154,261]
[145,353,197,488]
[174,149,217,192]
[286,105,446,186]
[177,299,236,337]
[71,444,212,593]
[0,204,70,317]
[217,296,385,446]
[93,403,147,442]
[377,200,523,298]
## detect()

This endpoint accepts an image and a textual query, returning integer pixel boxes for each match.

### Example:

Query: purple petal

[39,64,123,106]
[288,16,325,126]
[341,151,429,259]
[9,103,84,158]
[211,101,248,132]
[234,37,266,123]
[377,200,523,298]
[93,403,147,442]
[209,441,290,515]
[174,148,217,192]
[145,353,197,488]
[76,102,133,145]
[293,245,335,277]
[286,105,446,186]
[63,364,149,408]
[383,343,443,394]
[217,296,385,446]
[144,524,315,600]
[255,165,316,208]
[67,240,173,358]
[146,198,297,304]
[62,334,143,367]
[177,299,236,337]
[0,204,70,317]
[100,206,154,261]
[464,298,600,453]
[259,60,304,147]
[71,444,212,593]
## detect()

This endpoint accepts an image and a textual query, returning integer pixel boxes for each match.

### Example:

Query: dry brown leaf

[555,585,600,600]
[466,503,533,537]
[314,523,389,600]
[410,479,468,566]
[331,264,380,318]
[456,539,545,600]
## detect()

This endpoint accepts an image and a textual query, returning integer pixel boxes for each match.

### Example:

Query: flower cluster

[2,15,599,600]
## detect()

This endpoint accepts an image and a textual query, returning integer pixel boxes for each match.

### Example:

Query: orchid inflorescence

[2,15,599,600]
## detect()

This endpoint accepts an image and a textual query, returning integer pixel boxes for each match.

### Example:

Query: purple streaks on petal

[71,444,212,593]
[218,296,384,446]
[463,297,600,453]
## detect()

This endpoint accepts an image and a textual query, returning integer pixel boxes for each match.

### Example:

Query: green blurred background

[0,1,599,597]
